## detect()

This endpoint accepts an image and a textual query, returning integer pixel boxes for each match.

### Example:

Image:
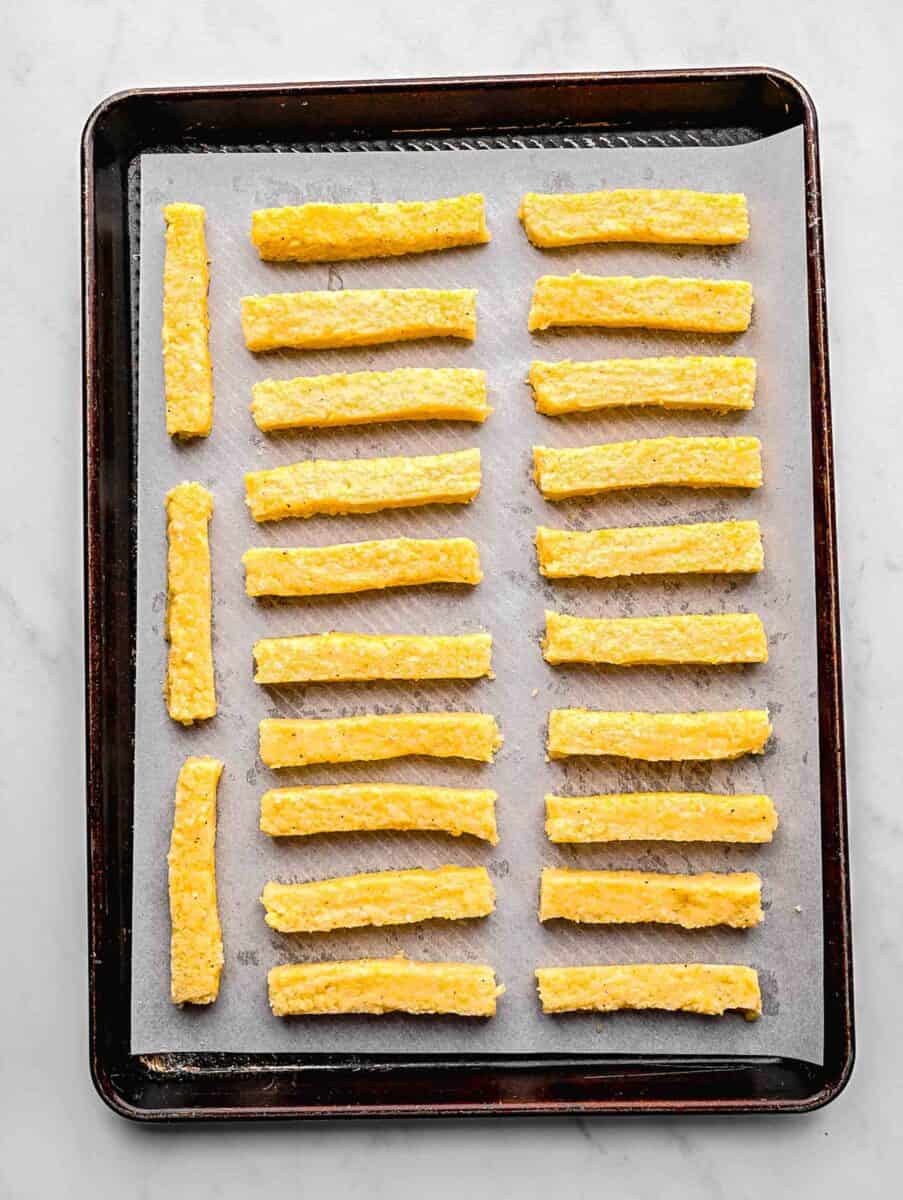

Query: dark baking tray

[82,67,852,1120]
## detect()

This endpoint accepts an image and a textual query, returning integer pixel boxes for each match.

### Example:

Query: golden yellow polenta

[165,482,216,724]
[168,757,224,1005]
[535,964,761,1018]
[243,536,482,597]
[547,708,771,761]
[536,520,763,580]
[241,288,477,352]
[259,712,503,768]
[269,958,503,1016]
[251,193,490,261]
[528,274,753,333]
[251,367,491,431]
[539,868,763,928]
[253,632,492,684]
[261,783,498,843]
[529,357,757,415]
[533,437,762,499]
[162,203,213,438]
[261,866,495,932]
[544,792,778,844]
[245,448,481,522]
[519,189,749,247]
[542,611,768,666]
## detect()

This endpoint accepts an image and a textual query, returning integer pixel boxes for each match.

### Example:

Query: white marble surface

[1,0,899,1194]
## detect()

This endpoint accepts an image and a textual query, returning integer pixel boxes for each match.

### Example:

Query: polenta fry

[245,448,481,522]
[536,521,763,580]
[261,783,498,843]
[165,482,216,724]
[252,193,490,261]
[519,189,749,247]
[162,203,213,438]
[528,274,753,333]
[253,632,492,684]
[546,709,771,761]
[544,792,777,844]
[542,611,768,666]
[168,757,224,1005]
[251,367,490,431]
[259,712,503,768]
[535,964,761,1018]
[539,868,763,929]
[261,866,495,932]
[533,437,762,499]
[528,357,756,415]
[241,288,477,351]
[243,537,482,598]
[269,959,503,1017]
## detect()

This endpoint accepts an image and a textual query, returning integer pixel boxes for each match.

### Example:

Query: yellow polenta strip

[165,482,216,724]
[254,632,492,684]
[536,520,763,580]
[261,866,495,932]
[535,964,761,1018]
[252,367,491,431]
[539,868,762,929]
[260,712,503,768]
[547,709,771,761]
[241,288,477,352]
[519,189,749,247]
[545,792,778,844]
[528,275,752,333]
[269,959,503,1017]
[534,437,762,499]
[245,447,481,523]
[529,357,756,415]
[162,203,213,438]
[168,757,224,1005]
[261,783,498,843]
[252,193,490,262]
[542,611,768,666]
[244,537,481,598]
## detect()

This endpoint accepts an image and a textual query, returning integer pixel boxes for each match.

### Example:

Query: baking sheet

[131,127,823,1062]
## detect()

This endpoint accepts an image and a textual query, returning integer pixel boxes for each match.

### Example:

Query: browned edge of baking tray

[82,67,852,1121]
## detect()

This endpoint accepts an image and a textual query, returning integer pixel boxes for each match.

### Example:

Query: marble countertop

[3,0,899,1194]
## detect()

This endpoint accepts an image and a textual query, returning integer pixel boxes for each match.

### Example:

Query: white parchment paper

[132,127,823,1062]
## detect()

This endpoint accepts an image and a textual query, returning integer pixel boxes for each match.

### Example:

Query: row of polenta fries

[524,184,770,1025]
[161,188,769,1023]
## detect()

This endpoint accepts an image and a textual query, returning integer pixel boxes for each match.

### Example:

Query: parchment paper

[132,127,823,1062]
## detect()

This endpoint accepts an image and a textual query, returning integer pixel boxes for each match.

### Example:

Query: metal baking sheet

[131,126,823,1063]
